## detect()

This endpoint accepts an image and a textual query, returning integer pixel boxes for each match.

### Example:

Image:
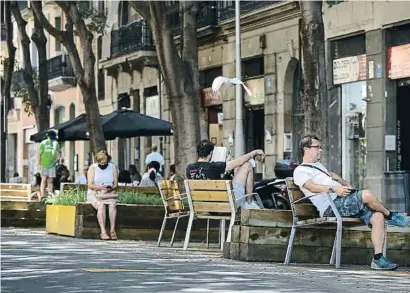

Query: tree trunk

[299,1,329,165]
[31,3,50,131]
[10,2,50,132]
[31,1,106,153]
[0,1,16,183]
[140,1,201,177]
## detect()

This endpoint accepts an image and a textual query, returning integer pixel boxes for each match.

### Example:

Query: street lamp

[234,0,245,156]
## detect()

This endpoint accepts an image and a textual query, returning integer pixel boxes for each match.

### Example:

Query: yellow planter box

[46,205,76,236]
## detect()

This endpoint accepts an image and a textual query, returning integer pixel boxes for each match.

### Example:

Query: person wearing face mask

[87,150,119,240]
[38,129,61,201]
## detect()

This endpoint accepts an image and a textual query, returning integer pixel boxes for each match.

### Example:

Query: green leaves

[46,189,163,206]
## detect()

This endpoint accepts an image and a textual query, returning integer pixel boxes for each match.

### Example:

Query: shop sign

[333,54,367,85]
[388,44,410,80]
[244,78,264,106]
[202,87,222,107]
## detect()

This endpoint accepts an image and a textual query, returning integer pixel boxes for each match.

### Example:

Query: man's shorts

[41,167,56,178]
[323,190,375,226]
[233,183,261,209]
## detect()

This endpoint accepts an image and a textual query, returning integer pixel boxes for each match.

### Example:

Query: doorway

[397,84,410,171]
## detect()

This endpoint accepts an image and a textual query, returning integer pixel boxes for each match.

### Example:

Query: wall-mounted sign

[388,44,410,80]
[333,54,367,85]
[202,87,223,107]
[244,78,265,106]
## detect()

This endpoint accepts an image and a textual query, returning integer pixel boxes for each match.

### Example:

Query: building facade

[5,1,410,189]
[323,1,410,200]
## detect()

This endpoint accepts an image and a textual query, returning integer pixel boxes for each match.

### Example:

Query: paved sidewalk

[1,228,409,293]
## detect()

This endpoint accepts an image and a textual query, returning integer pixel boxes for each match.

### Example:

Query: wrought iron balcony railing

[111,20,155,58]
[167,1,218,37]
[218,1,279,22]
[18,1,28,10]
[47,54,75,80]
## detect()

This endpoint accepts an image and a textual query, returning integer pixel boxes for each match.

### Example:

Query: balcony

[167,1,218,37]
[17,1,28,10]
[47,54,76,92]
[100,20,157,77]
[111,20,155,58]
[218,1,279,22]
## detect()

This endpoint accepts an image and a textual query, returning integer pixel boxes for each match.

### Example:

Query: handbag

[94,189,118,200]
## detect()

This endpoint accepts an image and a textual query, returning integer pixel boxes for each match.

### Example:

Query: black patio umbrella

[61,109,173,140]
[29,113,90,142]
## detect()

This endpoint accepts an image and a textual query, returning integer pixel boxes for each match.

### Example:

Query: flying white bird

[211,76,253,97]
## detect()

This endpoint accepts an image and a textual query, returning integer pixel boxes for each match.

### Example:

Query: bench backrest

[285,177,319,218]
[0,183,32,201]
[61,183,159,195]
[158,180,185,213]
[184,180,236,216]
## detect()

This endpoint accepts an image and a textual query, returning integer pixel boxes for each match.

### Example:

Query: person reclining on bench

[293,134,410,271]
[186,139,264,209]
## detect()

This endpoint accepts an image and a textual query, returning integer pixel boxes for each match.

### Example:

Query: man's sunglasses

[310,145,322,150]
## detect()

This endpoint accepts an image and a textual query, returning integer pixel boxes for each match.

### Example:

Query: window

[144,86,158,97]
[331,34,365,59]
[117,93,130,109]
[98,0,105,13]
[243,57,264,79]
[55,16,61,51]
[199,67,222,88]
[97,36,102,60]
[98,70,105,100]
[119,1,129,26]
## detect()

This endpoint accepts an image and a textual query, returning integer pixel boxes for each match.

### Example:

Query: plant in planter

[45,188,163,237]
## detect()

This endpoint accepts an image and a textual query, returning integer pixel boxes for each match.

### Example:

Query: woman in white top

[87,151,118,240]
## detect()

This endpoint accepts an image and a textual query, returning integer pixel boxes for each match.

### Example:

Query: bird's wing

[211,76,253,97]
[226,78,253,97]
[211,76,230,93]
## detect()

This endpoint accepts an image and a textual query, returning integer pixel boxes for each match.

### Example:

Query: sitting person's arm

[225,149,264,172]
[294,168,351,197]
[112,164,118,190]
[329,172,350,187]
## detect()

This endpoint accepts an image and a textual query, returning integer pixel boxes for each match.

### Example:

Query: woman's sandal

[100,233,110,240]
[110,231,117,241]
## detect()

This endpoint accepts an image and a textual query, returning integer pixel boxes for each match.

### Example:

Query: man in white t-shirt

[293,135,410,271]
[145,145,164,172]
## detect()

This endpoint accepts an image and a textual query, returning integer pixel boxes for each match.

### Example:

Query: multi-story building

[6,1,410,193]
[323,1,410,200]
[100,1,302,179]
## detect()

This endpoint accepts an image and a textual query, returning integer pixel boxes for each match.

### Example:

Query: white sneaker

[243,201,261,209]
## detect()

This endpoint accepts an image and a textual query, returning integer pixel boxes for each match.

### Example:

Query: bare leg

[233,162,253,203]
[47,177,54,195]
[96,203,107,236]
[108,203,117,233]
[40,176,48,200]
[370,212,385,254]
[362,190,390,217]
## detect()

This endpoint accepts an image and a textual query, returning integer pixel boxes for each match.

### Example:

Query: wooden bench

[284,177,386,268]
[183,180,263,251]
[0,183,32,201]
[157,180,190,247]
[61,183,159,195]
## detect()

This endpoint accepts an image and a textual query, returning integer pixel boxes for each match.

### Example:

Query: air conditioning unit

[284,133,292,152]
